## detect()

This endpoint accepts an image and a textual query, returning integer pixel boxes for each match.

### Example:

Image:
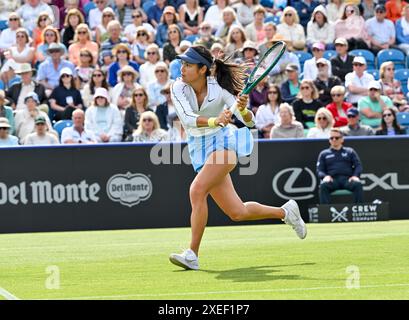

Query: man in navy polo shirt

[316,128,363,204]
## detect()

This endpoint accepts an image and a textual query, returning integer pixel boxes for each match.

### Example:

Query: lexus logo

[272,167,317,200]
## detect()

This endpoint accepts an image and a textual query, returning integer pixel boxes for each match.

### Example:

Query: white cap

[93,87,110,102]
[60,67,73,77]
[353,56,366,65]
[316,58,329,65]
[368,80,381,90]
[180,40,192,49]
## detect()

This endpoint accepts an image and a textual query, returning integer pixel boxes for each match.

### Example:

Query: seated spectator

[6,28,35,65]
[314,58,342,106]
[17,0,55,34]
[0,117,18,146]
[156,83,175,130]
[258,22,277,57]
[317,128,363,204]
[179,0,204,35]
[169,41,192,80]
[124,9,155,44]
[249,77,268,114]
[84,88,123,143]
[0,12,21,52]
[124,85,152,141]
[32,12,53,49]
[386,0,407,23]
[61,109,97,144]
[280,63,301,104]
[167,112,187,141]
[37,43,77,95]
[99,21,129,65]
[365,4,396,55]
[147,62,172,109]
[358,80,394,128]
[330,37,353,83]
[379,61,409,112]
[0,90,15,135]
[276,7,306,51]
[269,35,300,85]
[163,25,184,64]
[255,83,281,138]
[81,69,111,108]
[376,108,407,135]
[340,107,375,136]
[204,0,228,31]
[307,107,334,138]
[307,5,335,50]
[237,41,258,72]
[108,44,140,87]
[68,24,99,67]
[49,67,84,121]
[132,111,168,142]
[0,59,20,91]
[361,0,376,20]
[61,9,85,50]
[94,7,116,46]
[112,66,140,117]
[156,6,184,48]
[224,26,246,60]
[345,56,374,105]
[6,63,47,111]
[59,0,85,30]
[131,27,150,65]
[326,0,346,23]
[326,85,352,127]
[293,79,323,128]
[215,7,241,42]
[294,0,320,29]
[244,5,266,44]
[236,0,258,27]
[194,22,223,50]
[210,42,225,59]
[14,92,53,143]
[139,44,161,88]
[36,26,67,64]
[115,0,140,28]
[396,6,409,55]
[88,0,107,30]
[23,115,60,145]
[148,0,167,29]
[303,42,332,81]
[270,103,304,139]
[75,49,95,89]
[334,4,370,50]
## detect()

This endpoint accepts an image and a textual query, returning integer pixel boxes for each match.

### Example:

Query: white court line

[0,287,20,300]
[41,283,409,300]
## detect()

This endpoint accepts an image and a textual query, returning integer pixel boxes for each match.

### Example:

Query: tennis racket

[230,40,287,115]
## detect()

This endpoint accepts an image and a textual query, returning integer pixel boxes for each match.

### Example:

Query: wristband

[240,108,249,116]
[208,117,217,128]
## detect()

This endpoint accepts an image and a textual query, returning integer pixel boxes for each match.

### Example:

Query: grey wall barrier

[0,136,408,233]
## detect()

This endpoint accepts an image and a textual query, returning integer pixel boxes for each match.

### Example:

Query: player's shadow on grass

[200,263,316,283]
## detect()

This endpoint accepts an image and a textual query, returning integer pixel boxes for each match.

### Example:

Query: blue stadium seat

[323,50,337,61]
[349,49,375,69]
[366,69,379,80]
[397,112,409,127]
[84,1,96,18]
[394,69,409,95]
[185,34,199,43]
[0,20,8,31]
[294,51,312,73]
[377,49,406,69]
[53,120,73,139]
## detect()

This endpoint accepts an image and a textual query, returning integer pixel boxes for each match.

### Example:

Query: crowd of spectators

[0,0,408,146]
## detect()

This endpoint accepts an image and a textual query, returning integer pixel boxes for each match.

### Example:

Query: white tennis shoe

[282,199,307,239]
[169,249,199,270]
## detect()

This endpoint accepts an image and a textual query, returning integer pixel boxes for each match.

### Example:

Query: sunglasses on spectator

[331,93,343,97]
[134,93,144,97]
[96,1,104,4]
[268,91,278,94]
[123,72,133,76]
[155,69,166,73]
[45,33,55,37]
[117,50,127,54]
[80,54,92,57]
[369,88,379,91]
[61,74,72,78]
[317,64,326,68]
[168,30,178,34]
[347,115,357,118]
[137,32,147,36]
[353,63,364,67]
[133,15,142,18]
[9,18,19,21]
[78,31,87,34]
[16,34,26,38]
[329,136,342,140]
[147,52,157,55]
[103,14,113,18]
[0,127,9,130]
[300,86,310,90]
[376,10,385,13]
[383,113,393,118]
[143,118,153,122]
[92,73,103,78]
[36,123,46,126]
[285,13,293,17]
[49,49,60,53]
[200,26,211,30]
[317,117,327,121]
[40,17,48,22]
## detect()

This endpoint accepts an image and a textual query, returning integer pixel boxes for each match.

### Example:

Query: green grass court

[1,220,409,300]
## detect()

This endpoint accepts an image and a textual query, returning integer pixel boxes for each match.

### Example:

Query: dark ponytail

[192,45,246,96]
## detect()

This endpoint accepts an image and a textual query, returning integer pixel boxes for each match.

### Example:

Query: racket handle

[218,122,225,128]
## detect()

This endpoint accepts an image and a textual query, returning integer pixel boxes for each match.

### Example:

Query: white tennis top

[171,77,254,137]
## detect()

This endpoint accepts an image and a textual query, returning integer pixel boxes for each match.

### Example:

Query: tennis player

[169,45,307,270]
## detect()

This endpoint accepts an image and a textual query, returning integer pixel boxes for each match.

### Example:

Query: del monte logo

[106,172,152,207]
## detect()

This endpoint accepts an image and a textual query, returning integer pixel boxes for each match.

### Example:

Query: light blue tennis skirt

[188,126,254,172]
